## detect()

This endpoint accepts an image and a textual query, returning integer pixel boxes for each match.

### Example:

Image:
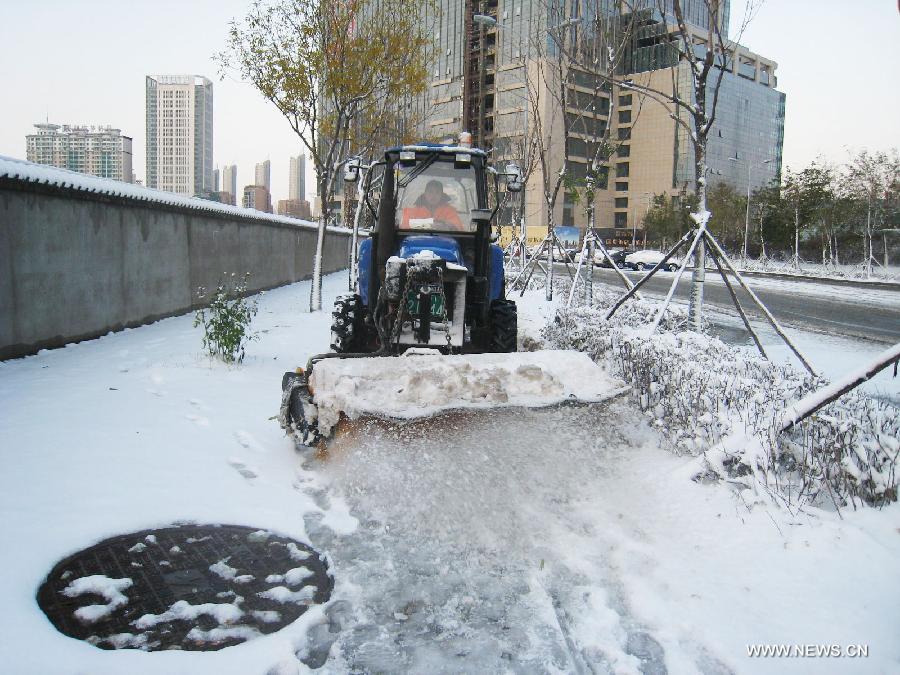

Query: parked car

[563,247,589,263]
[543,247,580,262]
[594,248,630,268]
[526,244,547,261]
[625,249,680,272]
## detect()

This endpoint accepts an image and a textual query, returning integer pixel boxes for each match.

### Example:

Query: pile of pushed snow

[309,350,625,436]
[544,290,899,509]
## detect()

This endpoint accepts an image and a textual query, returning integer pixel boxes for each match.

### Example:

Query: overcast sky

[0,0,897,204]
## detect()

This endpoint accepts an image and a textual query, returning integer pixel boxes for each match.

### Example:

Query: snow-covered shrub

[544,290,898,509]
[194,273,259,364]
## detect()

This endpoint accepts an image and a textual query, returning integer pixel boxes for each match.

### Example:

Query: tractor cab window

[396,160,478,233]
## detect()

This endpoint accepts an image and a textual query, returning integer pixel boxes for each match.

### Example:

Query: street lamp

[729,154,773,260]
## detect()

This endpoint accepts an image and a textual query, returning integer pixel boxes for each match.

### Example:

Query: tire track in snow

[295,402,683,672]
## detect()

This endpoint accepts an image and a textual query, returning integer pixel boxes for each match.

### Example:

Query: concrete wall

[0,181,351,360]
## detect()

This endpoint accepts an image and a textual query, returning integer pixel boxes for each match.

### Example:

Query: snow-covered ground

[699,272,898,308]
[598,268,900,402]
[1,272,898,673]
[708,311,900,404]
[734,258,900,283]
[615,265,899,308]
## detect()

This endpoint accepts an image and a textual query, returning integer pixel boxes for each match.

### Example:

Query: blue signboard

[553,226,581,247]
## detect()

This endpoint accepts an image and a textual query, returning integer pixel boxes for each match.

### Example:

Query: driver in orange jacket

[401,179,464,230]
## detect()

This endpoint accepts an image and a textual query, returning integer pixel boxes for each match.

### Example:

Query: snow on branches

[543,288,898,510]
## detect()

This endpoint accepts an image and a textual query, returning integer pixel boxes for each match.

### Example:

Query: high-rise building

[277,199,312,220]
[145,74,214,197]
[213,168,220,192]
[400,1,781,243]
[243,185,271,212]
[631,0,731,36]
[608,12,783,230]
[255,159,271,192]
[26,123,133,183]
[222,164,237,205]
[288,155,306,202]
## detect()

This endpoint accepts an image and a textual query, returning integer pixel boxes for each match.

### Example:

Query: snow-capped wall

[0,155,351,235]
[0,156,352,360]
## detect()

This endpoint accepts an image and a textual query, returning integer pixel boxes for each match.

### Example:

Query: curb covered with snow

[722,267,900,291]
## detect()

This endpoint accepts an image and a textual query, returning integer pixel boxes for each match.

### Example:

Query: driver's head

[423,179,446,207]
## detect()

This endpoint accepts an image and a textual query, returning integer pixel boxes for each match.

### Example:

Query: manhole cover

[36,524,332,651]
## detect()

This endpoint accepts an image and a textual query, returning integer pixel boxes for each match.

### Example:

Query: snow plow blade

[280,350,626,448]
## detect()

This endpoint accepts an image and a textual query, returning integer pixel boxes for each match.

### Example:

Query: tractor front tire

[280,371,322,448]
[330,294,363,353]
[490,299,518,353]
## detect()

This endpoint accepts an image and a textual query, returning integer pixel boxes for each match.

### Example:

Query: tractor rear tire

[490,299,518,353]
[330,294,363,353]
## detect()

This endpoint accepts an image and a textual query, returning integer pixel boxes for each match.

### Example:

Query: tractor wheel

[279,371,322,447]
[490,299,518,353]
[330,294,363,353]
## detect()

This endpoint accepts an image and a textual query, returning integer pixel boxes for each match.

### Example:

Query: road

[585,266,900,344]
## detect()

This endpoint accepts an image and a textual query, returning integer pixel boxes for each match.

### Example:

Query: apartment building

[145,75,214,197]
[26,123,133,183]
[243,185,271,213]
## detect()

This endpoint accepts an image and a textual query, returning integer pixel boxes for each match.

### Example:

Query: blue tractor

[281,140,523,445]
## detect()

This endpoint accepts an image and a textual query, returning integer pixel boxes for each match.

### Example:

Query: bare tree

[505,9,583,300]
[219,0,431,311]
[554,0,762,329]
[502,133,541,273]
[844,148,900,278]
[782,163,833,269]
[511,2,645,301]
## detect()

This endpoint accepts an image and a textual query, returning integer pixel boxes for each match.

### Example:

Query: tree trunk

[519,188,527,270]
[688,136,707,331]
[865,200,873,278]
[545,201,554,301]
[758,213,767,259]
[309,172,330,312]
[348,167,368,292]
[793,206,800,269]
[310,214,327,312]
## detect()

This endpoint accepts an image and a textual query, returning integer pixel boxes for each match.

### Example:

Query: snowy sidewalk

[0,274,353,674]
[1,272,898,673]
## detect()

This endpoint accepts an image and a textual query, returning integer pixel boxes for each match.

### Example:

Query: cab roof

[385,143,488,158]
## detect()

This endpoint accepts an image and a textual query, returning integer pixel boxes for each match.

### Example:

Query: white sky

[0,0,897,203]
